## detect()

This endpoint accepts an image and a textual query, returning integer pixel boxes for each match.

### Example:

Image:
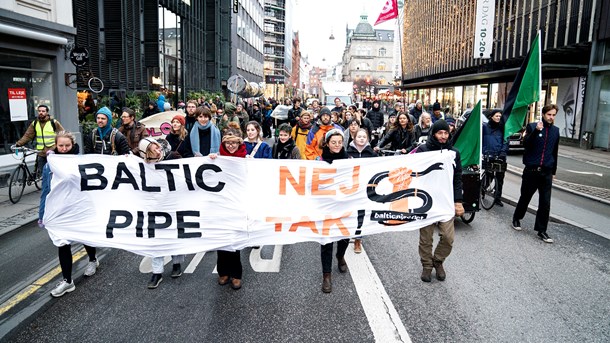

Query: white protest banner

[44,151,456,257]
[474,0,495,59]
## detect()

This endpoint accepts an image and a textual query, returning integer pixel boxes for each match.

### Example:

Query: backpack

[91,128,118,155]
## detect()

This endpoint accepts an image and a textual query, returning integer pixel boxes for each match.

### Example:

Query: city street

[1,188,609,342]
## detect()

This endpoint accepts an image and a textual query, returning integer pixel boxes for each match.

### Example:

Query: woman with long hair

[166,115,193,158]
[414,112,432,145]
[375,112,415,154]
[190,106,221,157]
[244,121,272,158]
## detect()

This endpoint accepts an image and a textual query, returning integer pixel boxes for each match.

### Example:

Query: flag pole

[397,9,405,107]
[537,30,542,123]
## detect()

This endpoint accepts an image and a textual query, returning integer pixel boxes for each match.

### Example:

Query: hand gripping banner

[44,151,456,257]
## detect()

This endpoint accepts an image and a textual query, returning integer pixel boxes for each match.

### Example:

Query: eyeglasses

[225,141,239,146]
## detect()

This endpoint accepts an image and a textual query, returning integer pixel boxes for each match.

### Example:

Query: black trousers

[485,170,506,200]
[320,239,349,273]
[217,250,242,279]
[58,244,97,283]
[513,169,553,233]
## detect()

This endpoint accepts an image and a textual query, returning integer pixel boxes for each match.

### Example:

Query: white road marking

[345,246,412,343]
[564,169,603,177]
[585,161,610,169]
[184,252,206,274]
[249,245,283,272]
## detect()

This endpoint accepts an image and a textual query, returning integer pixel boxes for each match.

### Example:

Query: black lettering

[106,210,133,238]
[136,211,144,237]
[112,162,139,190]
[139,163,161,192]
[195,164,225,192]
[147,211,172,238]
[155,164,180,191]
[183,164,195,190]
[177,211,202,238]
[79,163,108,191]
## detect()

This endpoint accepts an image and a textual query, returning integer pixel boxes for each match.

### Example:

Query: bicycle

[8,146,42,204]
[480,156,506,210]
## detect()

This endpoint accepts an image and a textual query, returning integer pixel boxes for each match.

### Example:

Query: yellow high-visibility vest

[34,120,56,150]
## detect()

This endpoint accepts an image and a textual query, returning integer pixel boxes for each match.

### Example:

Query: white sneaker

[50,280,75,297]
[84,260,99,276]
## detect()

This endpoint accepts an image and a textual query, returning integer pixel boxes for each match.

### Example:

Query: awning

[0,22,68,45]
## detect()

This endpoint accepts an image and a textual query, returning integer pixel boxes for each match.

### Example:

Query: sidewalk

[506,144,610,205]
[0,186,40,236]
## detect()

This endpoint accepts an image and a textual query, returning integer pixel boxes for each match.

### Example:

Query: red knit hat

[172,114,185,126]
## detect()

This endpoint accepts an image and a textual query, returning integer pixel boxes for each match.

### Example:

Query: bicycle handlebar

[10,145,40,155]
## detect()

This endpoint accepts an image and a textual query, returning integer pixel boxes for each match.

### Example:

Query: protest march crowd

[15,94,560,297]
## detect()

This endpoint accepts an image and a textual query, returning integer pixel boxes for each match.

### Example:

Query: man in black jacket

[415,120,464,282]
[287,97,303,127]
[511,104,560,243]
[85,107,130,155]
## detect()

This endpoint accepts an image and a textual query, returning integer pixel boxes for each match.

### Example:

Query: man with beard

[415,120,464,282]
[16,104,65,171]
[511,105,560,244]
[305,107,343,160]
[118,107,148,155]
[184,100,199,133]
[410,100,424,123]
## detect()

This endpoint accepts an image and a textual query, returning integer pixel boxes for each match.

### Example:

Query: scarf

[274,138,296,159]
[190,120,220,155]
[297,119,312,130]
[219,143,247,157]
[321,146,348,163]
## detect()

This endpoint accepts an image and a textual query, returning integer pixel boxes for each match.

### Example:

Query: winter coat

[166,132,194,158]
[245,140,272,159]
[85,128,130,155]
[377,126,415,152]
[273,138,301,159]
[291,122,311,160]
[482,121,508,159]
[287,106,303,127]
[522,121,560,175]
[347,141,378,158]
[305,122,344,160]
[366,101,385,129]
[118,121,149,155]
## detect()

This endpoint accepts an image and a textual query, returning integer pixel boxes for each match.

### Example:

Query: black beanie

[319,107,331,117]
[431,119,450,136]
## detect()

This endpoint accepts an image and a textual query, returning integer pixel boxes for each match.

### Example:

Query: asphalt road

[2,202,609,342]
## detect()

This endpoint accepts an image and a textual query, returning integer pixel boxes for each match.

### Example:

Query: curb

[0,216,38,237]
[505,164,610,206]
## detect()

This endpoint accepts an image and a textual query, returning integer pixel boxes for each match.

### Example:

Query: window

[379,48,386,57]
[377,62,386,71]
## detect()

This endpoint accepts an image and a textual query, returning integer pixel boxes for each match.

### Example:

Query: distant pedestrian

[84,107,130,155]
[118,107,148,155]
[482,110,508,206]
[15,104,65,172]
[511,105,560,243]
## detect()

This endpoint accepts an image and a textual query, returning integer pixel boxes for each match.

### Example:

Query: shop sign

[70,47,90,67]
[474,0,495,59]
[8,88,28,121]
[233,0,239,13]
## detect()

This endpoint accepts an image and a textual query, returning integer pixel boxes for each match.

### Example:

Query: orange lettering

[312,168,336,196]
[289,216,319,234]
[339,166,360,195]
[279,166,305,195]
[266,217,292,232]
[322,212,352,236]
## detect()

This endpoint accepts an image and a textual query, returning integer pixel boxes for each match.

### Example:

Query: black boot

[322,273,332,293]
[171,263,182,278]
[337,256,348,273]
[147,273,163,289]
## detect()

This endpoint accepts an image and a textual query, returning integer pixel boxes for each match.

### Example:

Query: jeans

[151,255,185,274]
[419,218,455,269]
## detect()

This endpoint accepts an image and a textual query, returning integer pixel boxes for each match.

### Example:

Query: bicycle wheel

[9,166,26,204]
[480,173,496,210]
[461,212,475,224]
[33,165,42,190]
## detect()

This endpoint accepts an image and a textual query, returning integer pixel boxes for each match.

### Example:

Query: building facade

[0,0,77,176]
[263,0,294,100]
[401,0,610,150]
[341,13,394,94]
[231,0,264,83]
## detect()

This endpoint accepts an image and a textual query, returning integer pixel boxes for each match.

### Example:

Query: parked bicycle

[8,145,42,204]
[480,156,507,210]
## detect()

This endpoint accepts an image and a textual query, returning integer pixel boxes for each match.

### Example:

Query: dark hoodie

[347,141,377,158]
[366,100,385,130]
[321,146,348,163]
[416,122,463,202]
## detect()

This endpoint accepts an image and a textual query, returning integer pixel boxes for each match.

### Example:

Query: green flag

[452,100,481,167]
[502,32,541,140]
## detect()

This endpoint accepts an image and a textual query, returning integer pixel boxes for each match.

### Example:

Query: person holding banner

[166,115,193,158]
[209,124,247,290]
[244,121,272,158]
[135,137,186,289]
[190,106,221,157]
[415,120,464,282]
[272,123,301,159]
[319,129,350,293]
[40,131,100,297]
[482,110,508,206]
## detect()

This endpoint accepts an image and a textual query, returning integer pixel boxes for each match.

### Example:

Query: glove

[37,219,45,229]
[455,203,465,217]
[46,150,55,156]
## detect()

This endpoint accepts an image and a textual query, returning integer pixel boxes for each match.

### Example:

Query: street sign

[265,75,284,83]
[69,47,89,67]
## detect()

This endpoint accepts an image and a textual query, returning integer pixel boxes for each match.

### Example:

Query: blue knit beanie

[97,107,113,126]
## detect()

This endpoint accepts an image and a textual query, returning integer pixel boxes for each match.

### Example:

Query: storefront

[0,9,77,177]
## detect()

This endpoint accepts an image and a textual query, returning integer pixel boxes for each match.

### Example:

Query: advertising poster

[555,77,584,139]
[8,88,28,121]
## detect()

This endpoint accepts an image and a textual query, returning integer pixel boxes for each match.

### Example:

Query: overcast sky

[293,0,396,68]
